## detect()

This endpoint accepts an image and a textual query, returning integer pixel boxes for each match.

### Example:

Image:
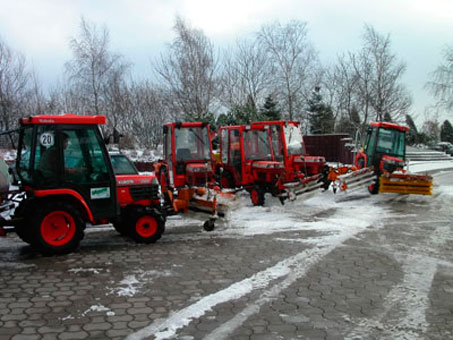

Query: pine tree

[260,95,281,121]
[308,86,335,134]
[405,114,419,145]
[440,120,453,143]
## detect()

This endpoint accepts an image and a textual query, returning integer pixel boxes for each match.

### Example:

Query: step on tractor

[0,114,165,255]
[334,121,433,195]
[217,121,328,206]
[154,122,234,231]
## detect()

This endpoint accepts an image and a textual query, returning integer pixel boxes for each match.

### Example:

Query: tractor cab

[0,114,165,255]
[359,122,407,173]
[282,122,326,176]
[162,122,214,188]
[17,115,118,220]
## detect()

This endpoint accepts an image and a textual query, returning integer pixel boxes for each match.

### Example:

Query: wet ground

[0,171,452,340]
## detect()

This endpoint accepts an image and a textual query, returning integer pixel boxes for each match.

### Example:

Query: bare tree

[258,20,318,121]
[220,38,273,110]
[65,17,129,119]
[127,81,168,148]
[358,25,411,123]
[154,17,218,121]
[0,37,31,133]
[426,44,453,112]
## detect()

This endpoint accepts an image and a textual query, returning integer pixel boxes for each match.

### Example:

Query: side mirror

[163,126,168,134]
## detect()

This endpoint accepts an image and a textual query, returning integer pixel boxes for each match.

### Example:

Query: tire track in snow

[126,203,387,340]
[346,214,452,339]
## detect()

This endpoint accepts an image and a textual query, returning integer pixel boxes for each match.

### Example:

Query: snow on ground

[408,160,453,173]
[127,161,453,340]
[127,188,393,340]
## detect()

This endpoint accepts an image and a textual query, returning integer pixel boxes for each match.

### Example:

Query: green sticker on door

[90,187,110,199]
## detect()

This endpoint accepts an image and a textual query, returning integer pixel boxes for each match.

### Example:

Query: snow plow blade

[280,175,325,201]
[337,167,376,192]
[185,189,237,217]
[379,173,433,195]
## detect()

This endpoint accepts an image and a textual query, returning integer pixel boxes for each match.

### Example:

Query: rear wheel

[129,211,164,243]
[220,171,234,189]
[250,186,265,206]
[31,202,84,255]
[113,221,128,236]
[368,175,380,195]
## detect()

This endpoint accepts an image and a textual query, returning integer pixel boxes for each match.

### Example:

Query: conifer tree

[260,95,281,121]
[440,120,453,143]
[308,86,335,134]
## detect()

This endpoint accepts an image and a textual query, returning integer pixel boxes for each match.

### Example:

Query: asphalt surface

[0,171,452,340]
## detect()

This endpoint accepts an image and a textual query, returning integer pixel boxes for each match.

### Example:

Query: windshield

[174,126,211,161]
[110,154,138,175]
[284,124,304,155]
[376,128,406,158]
[243,130,272,161]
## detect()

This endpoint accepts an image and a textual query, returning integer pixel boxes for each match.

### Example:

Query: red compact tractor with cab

[217,121,327,206]
[334,121,433,195]
[0,114,165,255]
[154,122,233,231]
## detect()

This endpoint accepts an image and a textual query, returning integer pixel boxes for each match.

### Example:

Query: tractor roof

[251,120,299,128]
[370,121,409,132]
[20,114,106,125]
[166,122,209,128]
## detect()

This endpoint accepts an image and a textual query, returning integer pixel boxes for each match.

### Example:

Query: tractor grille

[130,184,159,201]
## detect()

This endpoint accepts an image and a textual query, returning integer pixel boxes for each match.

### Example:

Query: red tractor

[0,114,165,255]
[154,122,233,231]
[217,121,327,206]
[335,121,433,195]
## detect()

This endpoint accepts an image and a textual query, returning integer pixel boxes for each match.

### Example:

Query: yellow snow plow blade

[379,173,433,196]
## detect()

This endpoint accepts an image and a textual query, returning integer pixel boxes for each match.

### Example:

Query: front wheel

[368,175,380,195]
[250,186,265,206]
[31,201,85,255]
[203,219,215,232]
[129,212,165,243]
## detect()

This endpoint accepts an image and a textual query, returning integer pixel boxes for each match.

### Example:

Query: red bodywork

[218,124,285,191]
[155,122,224,219]
[218,121,326,189]
[116,174,160,208]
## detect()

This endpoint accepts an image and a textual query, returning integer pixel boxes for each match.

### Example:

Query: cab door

[60,125,118,220]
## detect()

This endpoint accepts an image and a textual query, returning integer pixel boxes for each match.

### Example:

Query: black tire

[250,186,265,206]
[30,201,85,255]
[203,219,215,232]
[220,171,234,189]
[13,202,34,245]
[113,221,129,236]
[368,175,380,195]
[128,210,165,243]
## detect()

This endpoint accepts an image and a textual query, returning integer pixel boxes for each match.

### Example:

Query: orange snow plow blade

[379,173,433,196]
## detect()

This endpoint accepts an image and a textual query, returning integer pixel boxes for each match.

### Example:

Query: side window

[63,128,109,185]
[229,129,241,166]
[270,125,283,161]
[18,127,34,183]
[164,128,172,162]
[34,125,58,179]
[220,129,228,164]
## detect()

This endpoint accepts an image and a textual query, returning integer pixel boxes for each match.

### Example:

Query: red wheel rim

[136,216,158,238]
[251,189,259,204]
[41,211,76,246]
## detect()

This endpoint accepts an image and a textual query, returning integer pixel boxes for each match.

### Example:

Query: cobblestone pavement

[0,171,452,340]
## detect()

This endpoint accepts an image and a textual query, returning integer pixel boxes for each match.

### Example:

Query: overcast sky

[0,0,452,124]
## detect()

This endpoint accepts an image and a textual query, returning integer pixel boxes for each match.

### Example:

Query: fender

[354,150,368,169]
[33,189,94,222]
